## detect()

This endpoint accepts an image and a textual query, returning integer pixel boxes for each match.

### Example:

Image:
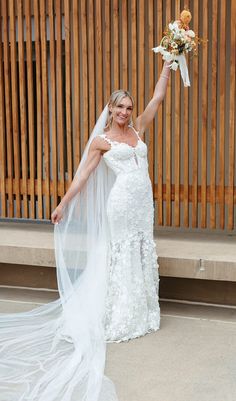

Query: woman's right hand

[51,204,64,225]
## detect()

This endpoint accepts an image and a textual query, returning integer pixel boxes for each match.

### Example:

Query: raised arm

[51,137,107,224]
[135,61,171,135]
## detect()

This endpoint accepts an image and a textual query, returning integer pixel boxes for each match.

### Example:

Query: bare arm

[51,137,107,223]
[59,140,102,208]
[135,61,171,135]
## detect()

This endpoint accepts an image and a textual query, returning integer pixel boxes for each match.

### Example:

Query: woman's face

[110,96,133,126]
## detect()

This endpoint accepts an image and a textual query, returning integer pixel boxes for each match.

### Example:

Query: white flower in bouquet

[152,8,204,87]
[152,45,165,54]
[186,30,195,38]
[171,61,179,71]
[162,51,174,63]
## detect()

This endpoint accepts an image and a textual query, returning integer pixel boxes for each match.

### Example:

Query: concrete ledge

[156,231,236,281]
[0,222,235,282]
[158,257,236,281]
[0,222,54,267]
[0,245,55,267]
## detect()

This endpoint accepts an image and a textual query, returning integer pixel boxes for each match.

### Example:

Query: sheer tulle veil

[0,105,118,401]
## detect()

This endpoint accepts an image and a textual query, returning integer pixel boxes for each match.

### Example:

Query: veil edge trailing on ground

[0,105,118,401]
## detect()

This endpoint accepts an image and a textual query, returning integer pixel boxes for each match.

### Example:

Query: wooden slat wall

[48,0,57,213]
[210,0,217,229]
[156,0,163,226]
[0,0,235,230]
[191,0,199,228]
[18,0,29,218]
[0,5,6,217]
[228,0,236,230]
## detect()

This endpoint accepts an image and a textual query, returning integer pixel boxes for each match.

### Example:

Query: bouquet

[152,9,201,87]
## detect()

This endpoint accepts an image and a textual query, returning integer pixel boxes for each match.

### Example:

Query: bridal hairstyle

[106,89,135,128]
[0,106,118,401]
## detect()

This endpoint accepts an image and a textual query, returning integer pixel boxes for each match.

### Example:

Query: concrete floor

[106,301,236,401]
[1,295,236,401]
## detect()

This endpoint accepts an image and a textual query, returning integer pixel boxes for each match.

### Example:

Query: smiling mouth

[118,115,127,119]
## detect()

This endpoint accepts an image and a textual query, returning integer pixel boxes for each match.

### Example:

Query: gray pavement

[106,301,236,401]
[1,295,236,401]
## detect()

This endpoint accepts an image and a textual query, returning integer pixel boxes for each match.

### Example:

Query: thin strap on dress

[100,133,113,146]
[129,125,140,139]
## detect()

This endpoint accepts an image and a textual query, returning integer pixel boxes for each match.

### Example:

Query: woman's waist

[115,166,149,177]
[113,169,151,189]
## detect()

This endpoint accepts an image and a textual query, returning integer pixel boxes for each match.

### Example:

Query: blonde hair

[106,90,134,128]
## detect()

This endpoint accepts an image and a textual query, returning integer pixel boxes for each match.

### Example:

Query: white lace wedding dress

[100,129,160,343]
[0,123,160,401]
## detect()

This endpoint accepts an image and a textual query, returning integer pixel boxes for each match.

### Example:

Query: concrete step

[0,222,235,279]
[0,286,58,313]
[0,221,236,305]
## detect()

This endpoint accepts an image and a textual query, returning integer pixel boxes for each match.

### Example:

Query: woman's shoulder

[130,124,144,140]
[90,135,111,151]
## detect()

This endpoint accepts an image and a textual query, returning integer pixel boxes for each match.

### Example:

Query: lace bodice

[100,131,148,176]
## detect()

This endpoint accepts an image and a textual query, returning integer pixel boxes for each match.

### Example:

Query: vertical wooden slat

[0,8,6,216]
[72,0,80,169]
[147,1,154,185]
[218,0,226,229]
[157,0,163,225]
[174,0,181,227]
[9,0,21,216]
[88,0,95,133]
[64,0,73,184]
[104,0,111,101]
[210,0,217,229]
[192,0,199,227]
[40,0,50,218]
[138,0,145,116]
[56,0,65,197]
[81,0,89,145]
[200,0,208,228]
[228,0,235,229]
[95,0,103,114]
[48,0,58,211]
[34,0,43,218]
[113,0,119,90]
[165,0,172,225]
[17,0,28,218]
[131,0,137,119]
[25,0,36,218]
[121,0,128,90]
[2,0,13,217]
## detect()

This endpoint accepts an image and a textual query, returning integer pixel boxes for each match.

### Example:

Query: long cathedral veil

[0,105,118,401]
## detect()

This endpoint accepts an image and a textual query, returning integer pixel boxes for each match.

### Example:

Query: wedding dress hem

[105,325,160,344]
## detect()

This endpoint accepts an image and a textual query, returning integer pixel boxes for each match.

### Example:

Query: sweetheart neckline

[110,138,141,149]
[102,139,147,159]
[100,130,142,149]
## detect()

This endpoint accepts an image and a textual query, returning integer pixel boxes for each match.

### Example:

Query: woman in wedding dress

[0,61,170,401]
[52,62,170,343]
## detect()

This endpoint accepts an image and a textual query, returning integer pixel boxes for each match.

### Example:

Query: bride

[0,61,170,401]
